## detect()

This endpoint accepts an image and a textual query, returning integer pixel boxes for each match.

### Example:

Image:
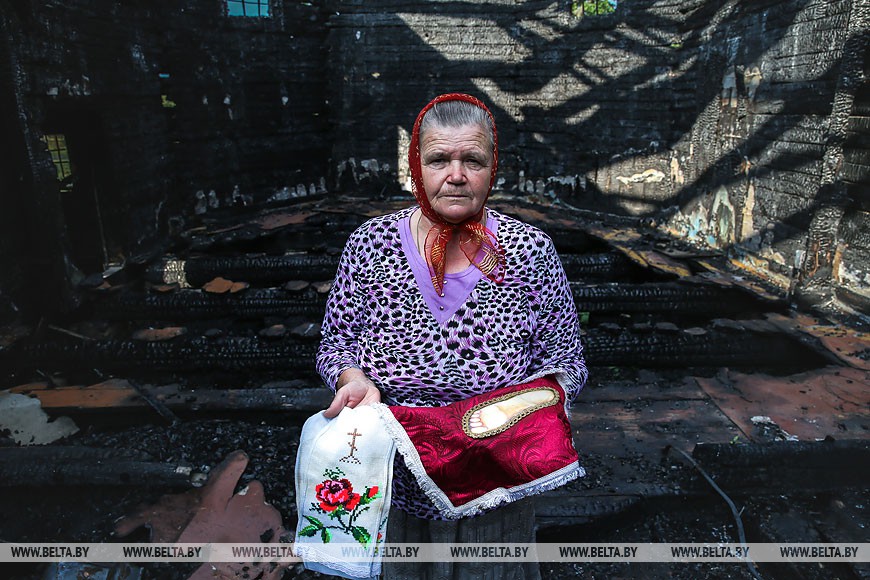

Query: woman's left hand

[323,368,382,418]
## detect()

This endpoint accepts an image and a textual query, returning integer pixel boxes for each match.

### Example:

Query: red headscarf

[409,93,506,295]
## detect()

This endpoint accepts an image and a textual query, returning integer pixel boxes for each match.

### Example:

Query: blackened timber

[693,440,870,468]
[91,288,326,320]
[11,381,333,415]
[689,440,870,492]
[583,327,827,369]
[145,254,341,287]
[570,282,778,315]
[1,335,318,377]
[1,326,826,379]
[0,446,198,488]
[560,252,638,281]
[90,281,772,322]
[143,251,636,289]
[534,494,643,526]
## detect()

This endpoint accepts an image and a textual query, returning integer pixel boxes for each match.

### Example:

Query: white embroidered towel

[294,405,396,579]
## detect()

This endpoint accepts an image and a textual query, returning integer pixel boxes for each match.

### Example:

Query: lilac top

[398,211,498,325]
[316,206,587,518]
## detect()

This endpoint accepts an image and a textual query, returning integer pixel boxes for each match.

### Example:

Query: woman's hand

[323,368,382,418]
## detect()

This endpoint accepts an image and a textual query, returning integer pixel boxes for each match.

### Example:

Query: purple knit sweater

[316,206,587,518]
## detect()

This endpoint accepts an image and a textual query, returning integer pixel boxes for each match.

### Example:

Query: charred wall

[327,0,869,308]
[663,0,869,310]
[0,0,330,318]
[0,0,866,319]
[158,0,330,210]
[326,0,690,200]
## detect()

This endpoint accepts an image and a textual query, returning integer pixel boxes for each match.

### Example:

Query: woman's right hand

[323,368,382,418]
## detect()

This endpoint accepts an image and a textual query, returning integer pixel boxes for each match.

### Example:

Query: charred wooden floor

[1,195,868,580]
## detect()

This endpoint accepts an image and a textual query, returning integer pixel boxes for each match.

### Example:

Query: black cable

[669,445,764,580]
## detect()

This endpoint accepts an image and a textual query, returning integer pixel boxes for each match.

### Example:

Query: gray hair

[420,100,495,154]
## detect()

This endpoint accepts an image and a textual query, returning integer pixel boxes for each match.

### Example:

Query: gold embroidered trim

[461,386,560,439]
[162,259,190,288]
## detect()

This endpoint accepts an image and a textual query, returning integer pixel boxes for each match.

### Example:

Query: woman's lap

[383,499,541,580]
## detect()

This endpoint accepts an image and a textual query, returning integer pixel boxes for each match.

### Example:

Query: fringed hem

[373,403,585,520]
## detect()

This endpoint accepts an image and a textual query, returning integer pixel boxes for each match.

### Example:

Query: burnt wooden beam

[89,281,776,322]
[688,440,870,493]
[90,287,328,320]
[142,251,638,289]
[0,325,827,383]
[0,446,201,488]
[584,326,826,369]
[571,282,779,316]
[560,252,638,281]
[1,335,319,377]
[145,254,341,287]
[10,380,333,414]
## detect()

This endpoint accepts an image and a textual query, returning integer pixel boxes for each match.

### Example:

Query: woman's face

[419,123,493,224]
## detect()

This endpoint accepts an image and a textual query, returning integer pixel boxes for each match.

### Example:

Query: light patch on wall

[710,186,736,246]
[527,71,594,108]
[397,13,531,61]
[581,46,645,82]
[669,155,684,186]
[744,66,763,105]
[616,168,665,186]
[565,104,600,126]
[397,125,411,191]
[721,67,738,108]
[740,181,756,241]
[838,261,870,289]
[517,18,561,42]
[471,78,521,121]
[666,193,725,249]
[634,54,698,91]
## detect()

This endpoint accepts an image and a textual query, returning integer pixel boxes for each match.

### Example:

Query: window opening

[572,0,617,18]
[43,134,74,192]
[227,0,270,17]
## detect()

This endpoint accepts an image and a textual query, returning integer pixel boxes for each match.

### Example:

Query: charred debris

[1,194,868,579]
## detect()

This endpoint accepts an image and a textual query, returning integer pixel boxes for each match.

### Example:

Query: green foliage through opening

[572,0,617,18]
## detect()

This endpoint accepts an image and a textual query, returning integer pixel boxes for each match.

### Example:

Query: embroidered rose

[315,478,361,512]
[302,468,385,546]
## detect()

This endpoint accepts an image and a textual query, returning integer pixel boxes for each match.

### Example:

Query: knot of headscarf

[409,93,506,295]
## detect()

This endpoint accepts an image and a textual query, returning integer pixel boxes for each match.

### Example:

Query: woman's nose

[447,160,465,183]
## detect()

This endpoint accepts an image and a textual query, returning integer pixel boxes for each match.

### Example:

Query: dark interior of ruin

[0,1,868,579]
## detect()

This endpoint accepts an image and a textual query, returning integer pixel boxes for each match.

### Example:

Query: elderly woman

[316,93,586,578]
